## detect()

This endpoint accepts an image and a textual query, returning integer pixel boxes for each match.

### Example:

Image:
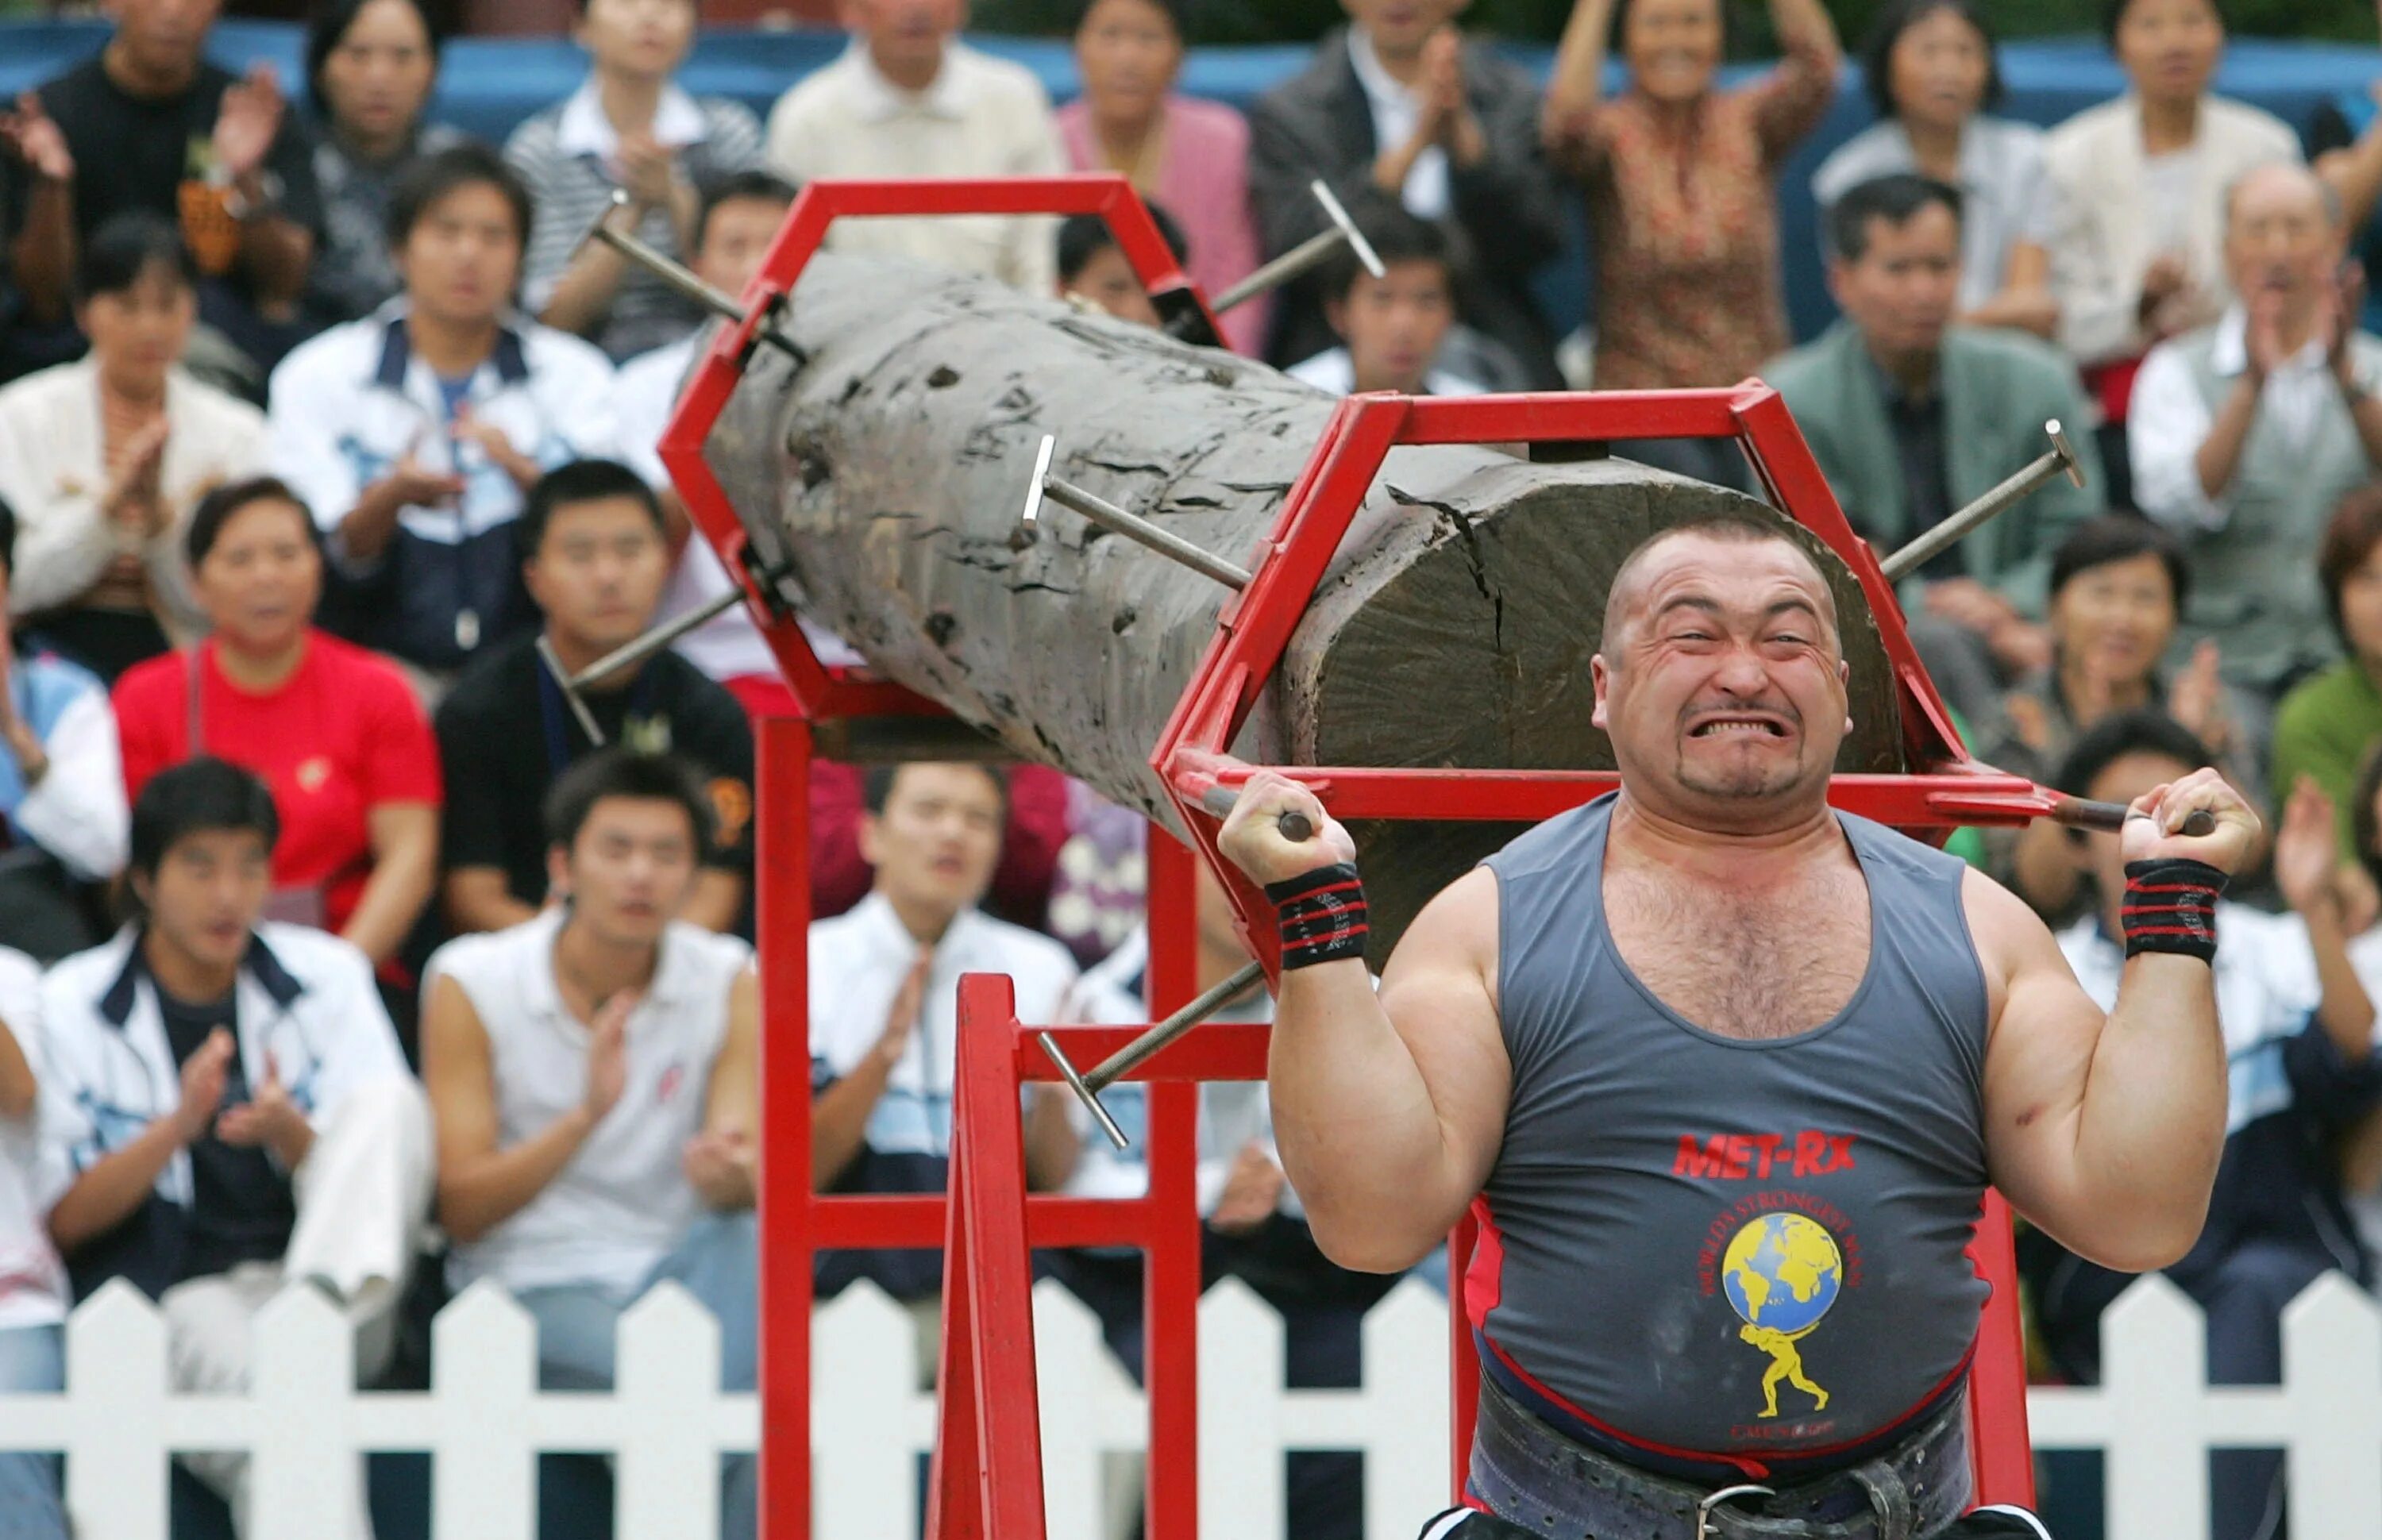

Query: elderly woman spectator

[2042,0,2301,504]
[506,0,763,361]
[0,214,267,683]
[1812,0,2058,337]
[112,477,441,973]
[2273,485,2382,866]
[303,0,469,329]
[1057,0,1266,354]
[1540,0,1840,483]
[1987,515,2266,917]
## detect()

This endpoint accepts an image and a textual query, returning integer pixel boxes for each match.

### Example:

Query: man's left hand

[2119,765,2261,876]
[684,1128,757,1209]
[2332,260,2370,393]
[216,1051,314,1170]
[212,64,284,187]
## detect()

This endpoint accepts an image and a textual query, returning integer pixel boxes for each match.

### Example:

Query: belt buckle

[1694,1483,1775,1540]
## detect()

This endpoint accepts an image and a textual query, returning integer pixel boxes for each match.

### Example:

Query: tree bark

[701,257,1903,956]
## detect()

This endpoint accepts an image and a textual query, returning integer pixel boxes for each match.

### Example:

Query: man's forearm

[237,216,311,310]
[2346,383,2382,468]
[539,244,629,339]
[1268,962,1460,1271]
[811,1061,892,1191]
[2072,957,2230,1264]
[10,182,75,321]
[48,1118,183,1253]
[2194,376,2263,499]
[2299,891,2377,1059]
[340,482,408,565]
[437,1106,595,1242]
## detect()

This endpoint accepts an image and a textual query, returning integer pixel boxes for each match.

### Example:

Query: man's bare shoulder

[1956,863,2076,1028]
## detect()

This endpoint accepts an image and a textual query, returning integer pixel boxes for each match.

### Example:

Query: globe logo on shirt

[1721,1212,1843,1335]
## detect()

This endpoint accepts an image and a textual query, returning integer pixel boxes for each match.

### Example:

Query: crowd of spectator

[1,0,2382,1535]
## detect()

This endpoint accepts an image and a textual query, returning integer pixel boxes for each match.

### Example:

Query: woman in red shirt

[113,477,441,966]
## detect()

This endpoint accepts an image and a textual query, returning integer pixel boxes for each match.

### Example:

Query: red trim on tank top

[1463,1196,1505,1332]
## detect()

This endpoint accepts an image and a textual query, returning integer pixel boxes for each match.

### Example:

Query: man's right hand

[369,452,467,512]
[174,1028,237,1144]
[0,92,72,183]
[1216,769,1355,887]
[874,945,935,1068]
[2120,765,2261,876]
[583,993,636,1122]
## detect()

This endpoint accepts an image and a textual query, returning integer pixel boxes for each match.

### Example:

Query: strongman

[1217,514,2256,1540]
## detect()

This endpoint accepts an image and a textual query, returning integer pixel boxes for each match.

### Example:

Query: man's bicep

[419,974,499,1161]
[1380,872,1513,1199]
[1970,876,2106,1239]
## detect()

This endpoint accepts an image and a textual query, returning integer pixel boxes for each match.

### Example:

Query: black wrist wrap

[2122,858,2227,963]
[1264,864,1369,971]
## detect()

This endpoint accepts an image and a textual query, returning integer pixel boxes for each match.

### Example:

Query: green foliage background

[973,0,2380,47]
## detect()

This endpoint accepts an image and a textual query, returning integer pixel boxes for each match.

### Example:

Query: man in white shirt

[37,758,428,1540]
[807,763,1077,1350]
[763,0,1066,295]
[2029,711,2378,1540]
[268,144,617,683]
[421,749,757,1538]
[0,945,67,1540]
[2130,161,2382,695]
[1287,198,1483,399]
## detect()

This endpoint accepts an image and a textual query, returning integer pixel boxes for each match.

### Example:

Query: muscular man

[1221,513,2257,1540]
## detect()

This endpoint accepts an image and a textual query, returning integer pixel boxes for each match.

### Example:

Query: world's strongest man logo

[1721,1212,1842,1419]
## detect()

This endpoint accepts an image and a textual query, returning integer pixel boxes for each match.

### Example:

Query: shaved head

[2224,160,2341,233]
[1602,518,1841,661]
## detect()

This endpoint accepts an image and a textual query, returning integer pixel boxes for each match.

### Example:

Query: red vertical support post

[756,716,815,1540]
[1143,831,1203,1540]
[1447,1211,1479,1503]
[1966,1192,2039,1508]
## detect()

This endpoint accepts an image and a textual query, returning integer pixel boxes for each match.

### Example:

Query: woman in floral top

[1542,0,1840,478]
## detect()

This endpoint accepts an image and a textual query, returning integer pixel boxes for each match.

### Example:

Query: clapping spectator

[2044,0,2301,504]
[765,0,1066,294]
[1989,518,2265,917]
[269,145,616,683]
[2272,487,2382,865]
[422,751,757,1540]
[302,0,469,329]
[1541,0,1840,483]
[507,0,763,362]
[2130,161,2382,695]
[112,479,442,980]
[0,215,268,683]
[2023,716,2377,1540]
[0,947,68,1540]
[1286,197,1483,397]
[0,0,324,384]
[1059,0,1266,354]
[1812,0,2059,337]
[0,499,129,964]
[1767,175,2103,723]
[1251,0,1563,387]
[39,758,429,1540]
[435,460,753,937]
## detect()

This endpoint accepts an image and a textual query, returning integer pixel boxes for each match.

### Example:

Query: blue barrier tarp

[3,21,2376,341]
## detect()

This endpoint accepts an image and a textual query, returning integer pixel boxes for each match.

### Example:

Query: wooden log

[700,257,1903,957]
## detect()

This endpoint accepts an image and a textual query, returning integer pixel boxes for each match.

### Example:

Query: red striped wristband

[2121,857,2226,963]
[1263,863,1369,971]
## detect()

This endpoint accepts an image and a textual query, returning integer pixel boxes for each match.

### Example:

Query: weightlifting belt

[1467,1371,1974,1540]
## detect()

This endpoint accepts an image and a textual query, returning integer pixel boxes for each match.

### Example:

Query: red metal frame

[659,176,2043,1540]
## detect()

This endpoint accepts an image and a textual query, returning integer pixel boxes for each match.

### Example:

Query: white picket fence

[0,1272,2373,1540]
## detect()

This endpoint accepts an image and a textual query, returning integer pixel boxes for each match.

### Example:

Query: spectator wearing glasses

[37,757,428,1540]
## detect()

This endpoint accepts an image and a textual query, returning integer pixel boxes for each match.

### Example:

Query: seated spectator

[1541,0,1840,482]
[1047,861,1393,1540]
[2340,749,2382,1261]
[614,172,829,710]
[38,757,428,1538]
[0,946,67,1540]
[113,478,441,976]
[1989,517,2267,918]
[808,764,1077,1348]
[1765,174,2103,719]
[421,749,757,1540]
[2130,161,2382,696]
[270,144,617,683]
[2020,713,2376,1540]
[1059,0,1265,352]
[2044,0,2300,506]
[2273,487,2382,868]
[1811,0,2058,337]
[1055,202,1189,331]
[0,497,130,964]
[436,460,752,937]
[0,0,323,384]
[764,0,1065,294]
[0,214,268,682]
[1286,198,1483,397]
[302,0,469,329]
[506,0,763,363]
[1251,0,1563,387]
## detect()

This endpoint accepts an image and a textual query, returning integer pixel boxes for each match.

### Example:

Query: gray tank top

[1472,795,1991,1467]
